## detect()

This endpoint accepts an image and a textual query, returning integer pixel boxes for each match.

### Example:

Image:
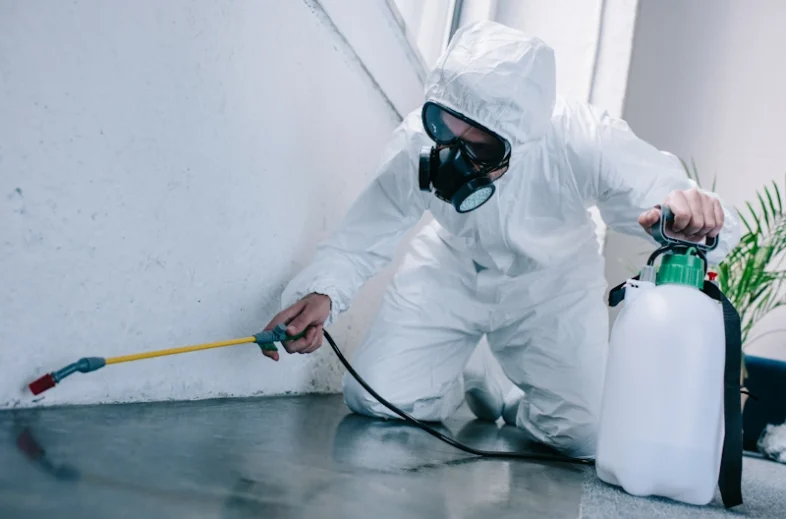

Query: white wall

[392,0,456,69]
[496,0,606,102]
[0,0,425,408]
[606,0,786,360]
[494,0,639,251]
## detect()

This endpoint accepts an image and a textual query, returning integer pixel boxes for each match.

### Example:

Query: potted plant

[681,160,785,382]
[681,160,786,456]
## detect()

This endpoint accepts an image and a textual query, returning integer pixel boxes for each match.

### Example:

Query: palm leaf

[745,201,762,233]
[735,212,753,236]
[757,191,772,229]
[677,159,786,351]
[764,186,777,223]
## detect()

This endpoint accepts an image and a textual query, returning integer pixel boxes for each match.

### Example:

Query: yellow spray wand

[28,324,304,395]
[27,323,599,467]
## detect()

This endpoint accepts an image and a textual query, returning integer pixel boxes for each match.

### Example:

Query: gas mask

[419,102,511,213]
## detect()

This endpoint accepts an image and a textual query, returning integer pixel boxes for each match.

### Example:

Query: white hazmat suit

[280,21,740,458]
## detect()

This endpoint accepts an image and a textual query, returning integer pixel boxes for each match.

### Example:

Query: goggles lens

[422,103,508,164]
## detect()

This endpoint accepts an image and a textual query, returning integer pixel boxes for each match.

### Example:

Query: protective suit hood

[424,20,557,149]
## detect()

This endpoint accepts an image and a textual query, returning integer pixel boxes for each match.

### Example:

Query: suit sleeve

[279,119,427,327]
[582,106,740,265]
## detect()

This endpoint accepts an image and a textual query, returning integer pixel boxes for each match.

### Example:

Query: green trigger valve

[253,323,308,352]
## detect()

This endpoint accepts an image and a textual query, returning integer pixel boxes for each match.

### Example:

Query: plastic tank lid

[656,247,705,289]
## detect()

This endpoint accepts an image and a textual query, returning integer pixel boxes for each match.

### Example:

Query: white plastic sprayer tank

[595,248,726,505]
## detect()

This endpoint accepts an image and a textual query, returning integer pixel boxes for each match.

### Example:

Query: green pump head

[656,247,706,289]
[647,206,714,289]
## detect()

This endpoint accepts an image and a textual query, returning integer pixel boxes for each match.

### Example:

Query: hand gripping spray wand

[28,321,593,465]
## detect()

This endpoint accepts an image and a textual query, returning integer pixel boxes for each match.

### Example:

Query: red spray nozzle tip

[29,374,56,395]
[708,271,718,281]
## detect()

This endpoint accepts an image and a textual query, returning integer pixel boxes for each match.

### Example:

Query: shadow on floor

[0,395,587,519]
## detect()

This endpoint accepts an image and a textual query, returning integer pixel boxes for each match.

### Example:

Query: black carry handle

[650,206,719,251]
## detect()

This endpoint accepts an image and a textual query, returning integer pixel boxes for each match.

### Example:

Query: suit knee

[545,419,598,459]
[342,371,383,418]
[518,401,599,459]
[341,369,462,422]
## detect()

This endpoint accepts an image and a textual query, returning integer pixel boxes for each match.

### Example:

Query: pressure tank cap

[656,247,705,289]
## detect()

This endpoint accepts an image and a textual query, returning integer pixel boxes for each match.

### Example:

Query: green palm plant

[681,159,786,351]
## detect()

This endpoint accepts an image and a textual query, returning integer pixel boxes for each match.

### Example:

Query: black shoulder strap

[701,281,744,509]
[607,279,743,508]
[608,275,638,307]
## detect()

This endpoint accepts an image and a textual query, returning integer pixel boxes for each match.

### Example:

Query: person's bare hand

[261,293,331,361]
[638,188,724,242]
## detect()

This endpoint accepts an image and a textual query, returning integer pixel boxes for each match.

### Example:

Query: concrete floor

[0,395,587,519]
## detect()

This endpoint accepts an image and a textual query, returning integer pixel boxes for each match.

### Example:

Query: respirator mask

[419,102,511,213]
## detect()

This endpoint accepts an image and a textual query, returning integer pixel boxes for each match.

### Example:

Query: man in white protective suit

[263,20,740,459]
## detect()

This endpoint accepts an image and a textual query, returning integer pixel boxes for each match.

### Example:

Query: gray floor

[0,395,586,519]
[581,453,786,518]
[1,395,784,519]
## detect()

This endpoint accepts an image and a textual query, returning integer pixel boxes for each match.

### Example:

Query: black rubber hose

[322,329,594,465]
